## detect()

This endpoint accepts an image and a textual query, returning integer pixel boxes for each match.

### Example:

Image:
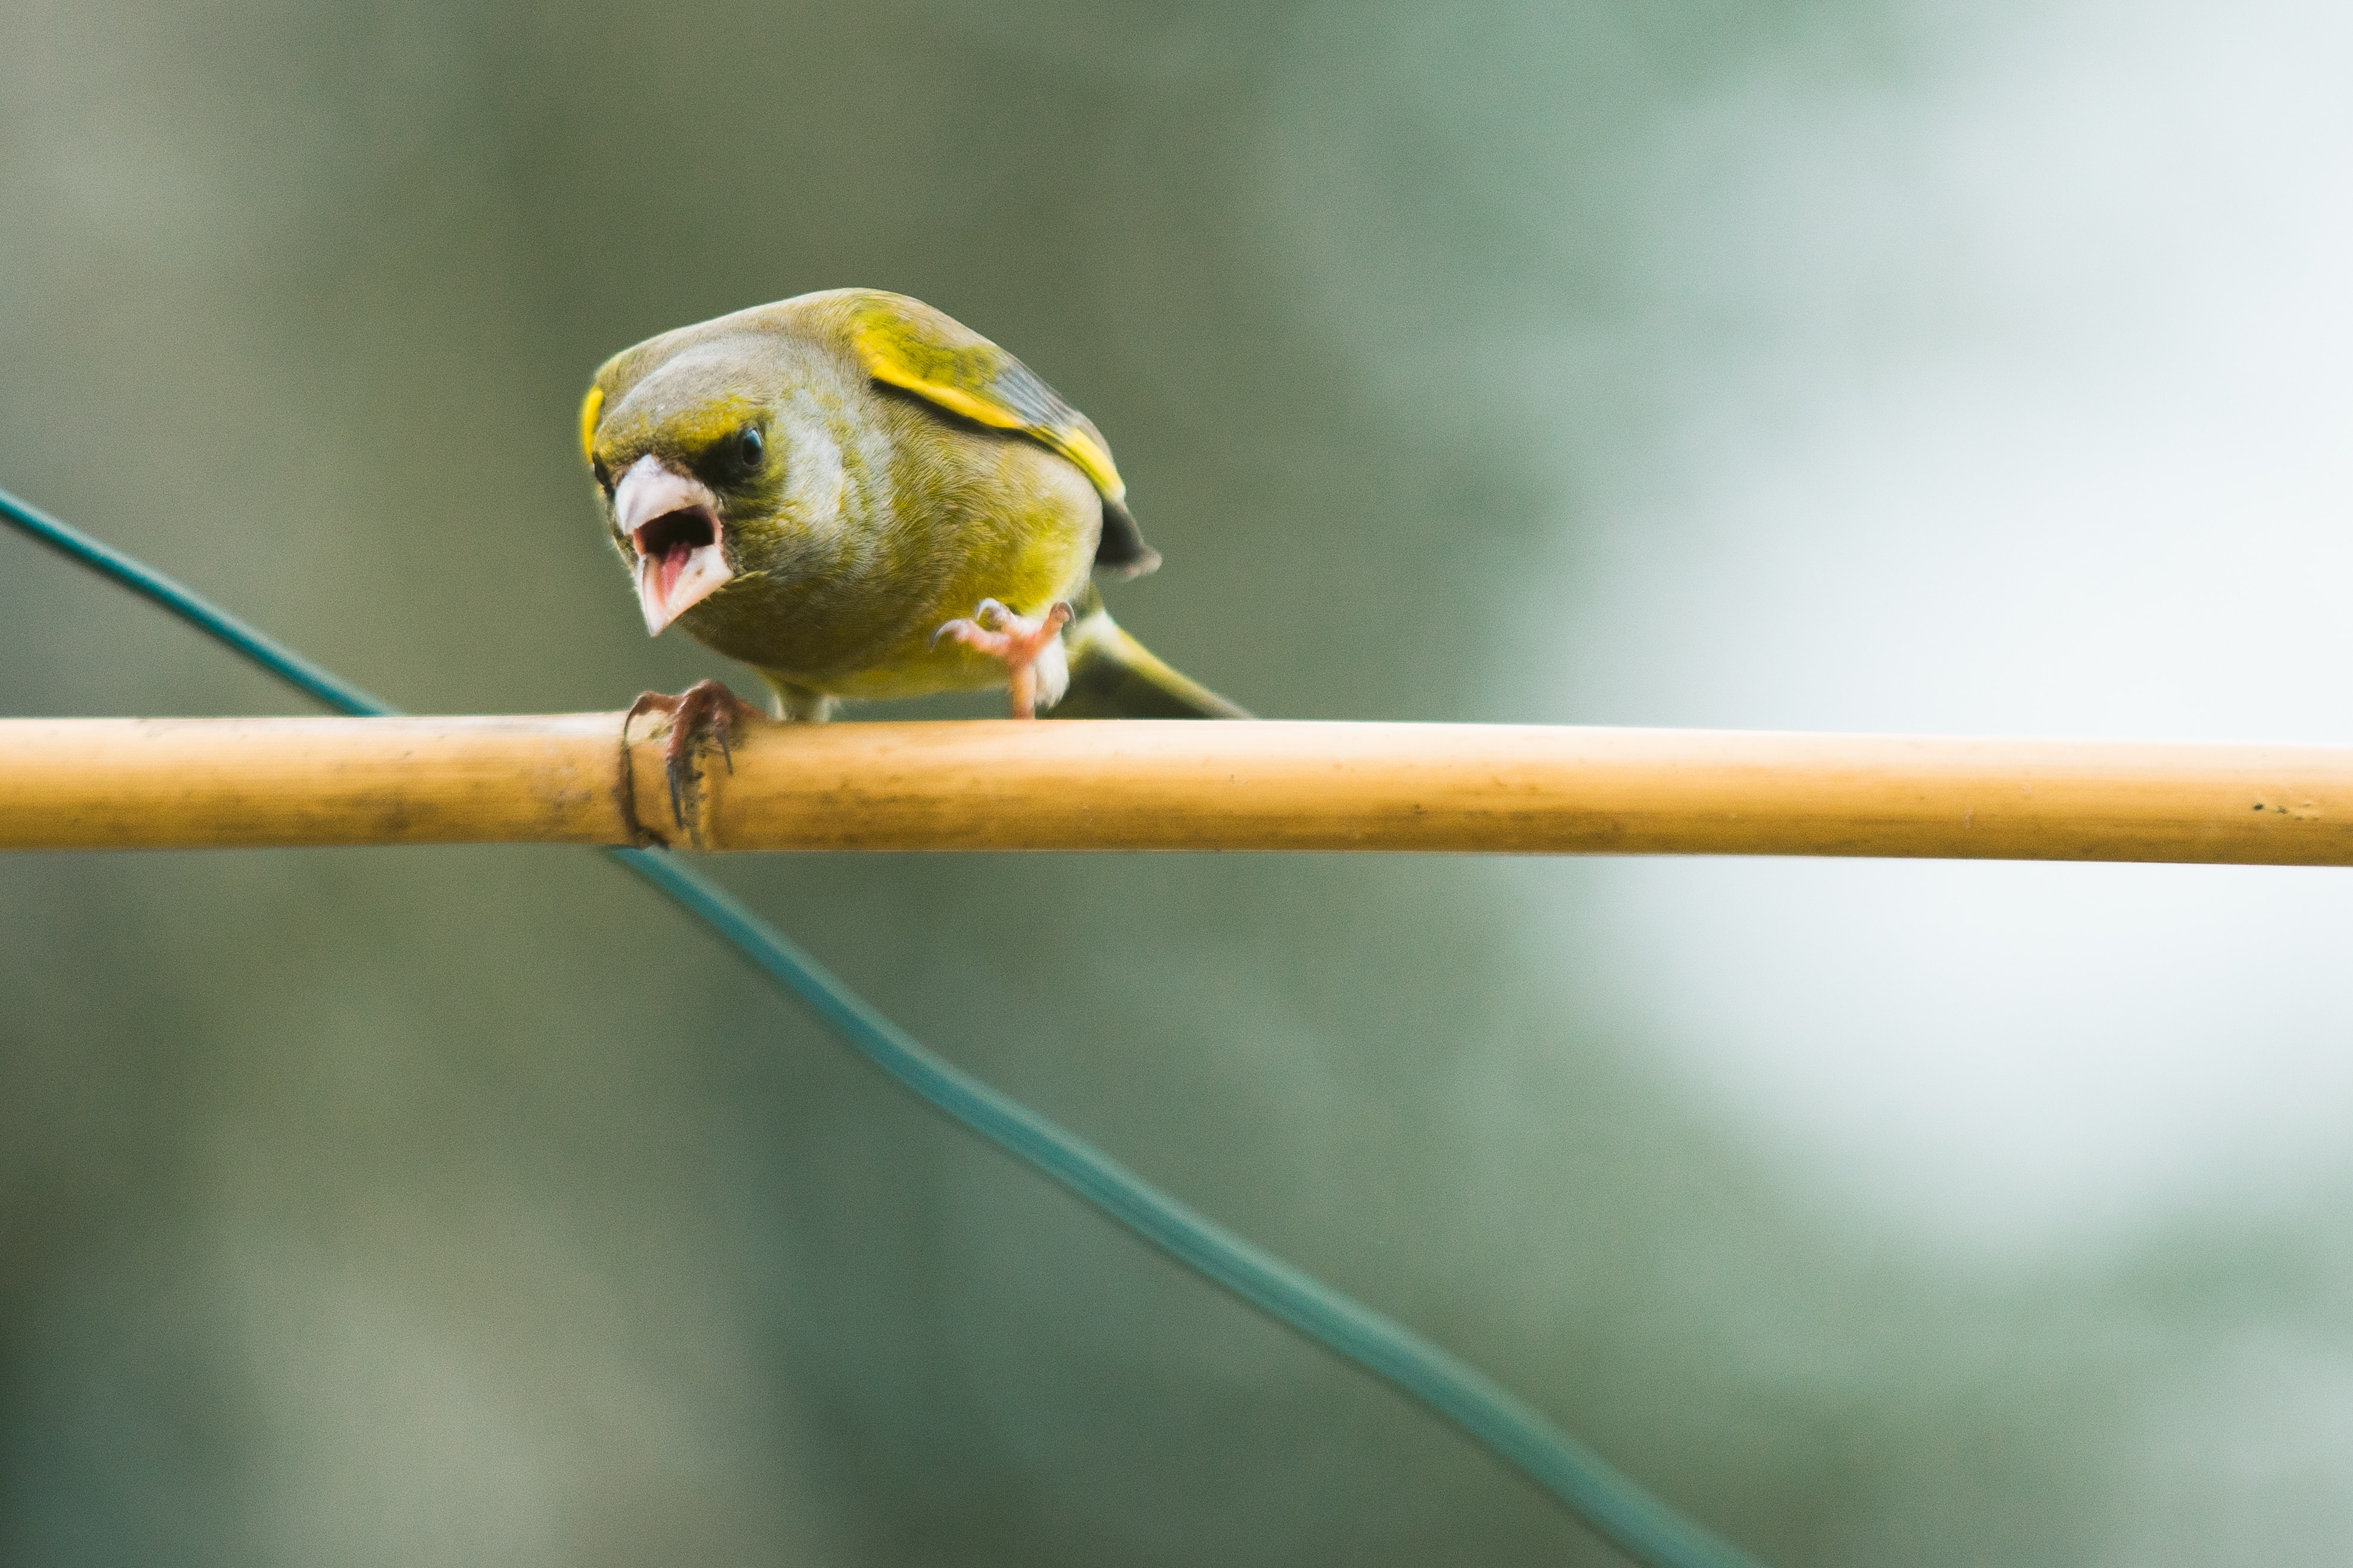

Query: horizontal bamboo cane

[2,715,2352,862]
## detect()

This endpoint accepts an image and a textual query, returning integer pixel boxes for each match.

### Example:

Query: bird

[579,288,1246,813]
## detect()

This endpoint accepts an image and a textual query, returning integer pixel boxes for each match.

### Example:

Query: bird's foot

[930,599,1074,718]
[625,678,768,831]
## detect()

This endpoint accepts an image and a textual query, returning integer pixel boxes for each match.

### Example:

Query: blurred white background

[1543,0,2353,1253]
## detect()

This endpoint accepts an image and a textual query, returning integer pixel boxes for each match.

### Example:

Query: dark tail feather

[1048,588,1250,719]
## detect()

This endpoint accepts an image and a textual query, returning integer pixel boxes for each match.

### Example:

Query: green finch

[580,289,1245,766]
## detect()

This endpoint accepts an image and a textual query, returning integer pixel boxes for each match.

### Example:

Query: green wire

[0,483,1763,1568]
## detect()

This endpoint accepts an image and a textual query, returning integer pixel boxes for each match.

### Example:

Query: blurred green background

[9,2,2353,1563]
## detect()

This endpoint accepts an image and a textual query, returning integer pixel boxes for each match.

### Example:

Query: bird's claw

[929,600,1074,718]
[929,599,1016,650]
[625,678,768,832]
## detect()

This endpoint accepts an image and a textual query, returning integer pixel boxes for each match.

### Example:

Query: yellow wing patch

[577,384,605,461]
[848,295,1127,503]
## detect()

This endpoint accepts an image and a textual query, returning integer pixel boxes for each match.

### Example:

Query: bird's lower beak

[614,455,732,636]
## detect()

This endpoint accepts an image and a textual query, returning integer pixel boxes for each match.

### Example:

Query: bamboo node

[615,706,665,850]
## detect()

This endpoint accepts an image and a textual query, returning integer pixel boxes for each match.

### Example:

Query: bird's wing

[846,294,1160,577]
[856,292,1167,575]
[846,293,1128,497]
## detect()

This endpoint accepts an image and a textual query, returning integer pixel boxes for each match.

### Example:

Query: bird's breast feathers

[676,399,1095,696]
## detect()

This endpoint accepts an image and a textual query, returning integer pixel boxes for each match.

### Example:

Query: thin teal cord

[0,483,1762,1568]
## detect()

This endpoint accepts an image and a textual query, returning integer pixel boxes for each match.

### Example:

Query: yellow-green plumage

[582,289,1239,720]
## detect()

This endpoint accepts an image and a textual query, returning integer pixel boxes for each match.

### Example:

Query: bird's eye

[733,425,765,472]
[591,458,612,494]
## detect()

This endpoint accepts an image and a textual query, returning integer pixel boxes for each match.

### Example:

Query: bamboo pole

[0,716,624,850]
[3,714,2353,863]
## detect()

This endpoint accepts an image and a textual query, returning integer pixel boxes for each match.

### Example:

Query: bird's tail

[1048,586,1251,719]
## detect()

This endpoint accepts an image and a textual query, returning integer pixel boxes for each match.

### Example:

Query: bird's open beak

[614,455,732,636]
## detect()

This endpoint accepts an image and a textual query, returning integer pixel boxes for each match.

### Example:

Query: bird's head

[580,340,783,637]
